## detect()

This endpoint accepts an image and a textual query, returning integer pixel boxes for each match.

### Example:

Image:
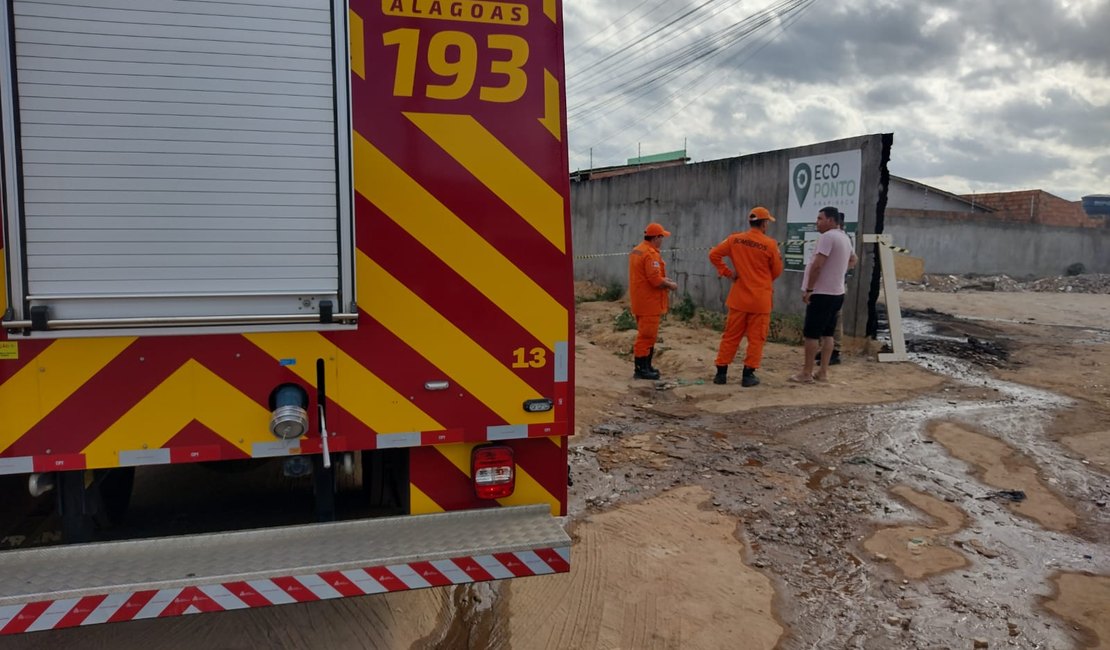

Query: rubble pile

[902,273,1110,294]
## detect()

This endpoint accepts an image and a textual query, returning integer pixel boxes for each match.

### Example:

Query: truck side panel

[1,0,572,511]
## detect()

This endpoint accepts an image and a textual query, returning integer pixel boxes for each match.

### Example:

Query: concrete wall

[884,212,1110,276]
[572,134,892,340]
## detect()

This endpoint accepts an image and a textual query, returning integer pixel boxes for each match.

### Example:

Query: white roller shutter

[0,0,354,332]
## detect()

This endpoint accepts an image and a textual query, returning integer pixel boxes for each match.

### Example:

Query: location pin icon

[793,163,811,207]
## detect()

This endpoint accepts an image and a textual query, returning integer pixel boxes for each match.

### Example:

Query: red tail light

[472,445,515,499]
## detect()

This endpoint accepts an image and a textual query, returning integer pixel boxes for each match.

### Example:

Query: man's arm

[708,239,734,279]
[806,253,828,291]
[769,246,784,280]
[848,249,858,270]
[644,254,677,290]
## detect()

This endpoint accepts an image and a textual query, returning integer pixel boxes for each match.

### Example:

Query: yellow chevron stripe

[499,464,559,515]
[410,483,445,515]
[544,0,556,23]
[82,360,271,467]
[540,69,562,141]
[349,9,365,80]
[352,132,567,347]
[359,254,552,425]
[245,332,443,434]
[433,442,560,515]
[403,112,566,253]
[0,337,135,454]
[435,440,473,475]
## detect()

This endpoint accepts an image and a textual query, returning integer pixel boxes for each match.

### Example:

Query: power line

[569,0,807,124]
[575,0,819,159]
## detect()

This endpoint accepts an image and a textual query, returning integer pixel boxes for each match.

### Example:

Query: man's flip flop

[787,375,814,384]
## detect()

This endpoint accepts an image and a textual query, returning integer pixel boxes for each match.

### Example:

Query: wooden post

[863,234,909,362]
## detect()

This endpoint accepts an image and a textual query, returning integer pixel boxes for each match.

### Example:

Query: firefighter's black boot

[713,365,728,385]
[633,356,660,380]
[646,347,662,374]
[741,366,760,387]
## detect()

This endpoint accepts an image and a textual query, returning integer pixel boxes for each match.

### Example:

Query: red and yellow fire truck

[0,0,572,633]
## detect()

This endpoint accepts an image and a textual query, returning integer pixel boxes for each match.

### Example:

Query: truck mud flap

[0,505,569,635]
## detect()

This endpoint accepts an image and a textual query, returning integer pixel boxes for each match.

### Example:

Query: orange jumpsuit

[709,229,783,368]
[628,241,669,357]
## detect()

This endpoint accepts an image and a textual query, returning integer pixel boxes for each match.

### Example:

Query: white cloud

[564,0,1109,200]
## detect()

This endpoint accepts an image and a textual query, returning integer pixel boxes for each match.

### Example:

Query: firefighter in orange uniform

[708,206,784,387]
[629,222,678,379]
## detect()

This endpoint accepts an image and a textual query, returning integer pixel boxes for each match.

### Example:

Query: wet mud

[930,421,1079,532]
[1044,572,1110,650]
[863,485,969,579]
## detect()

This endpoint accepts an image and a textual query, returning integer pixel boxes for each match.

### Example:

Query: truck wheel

[98,467,135,526]
[361,449,408,514]
[57,471,94,544]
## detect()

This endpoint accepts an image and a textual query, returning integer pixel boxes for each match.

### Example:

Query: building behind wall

[884,178,1108,277]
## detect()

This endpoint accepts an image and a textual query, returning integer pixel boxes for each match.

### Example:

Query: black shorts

[803,294,844,339]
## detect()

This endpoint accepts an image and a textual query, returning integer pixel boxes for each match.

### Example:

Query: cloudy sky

[562,0,1109,201]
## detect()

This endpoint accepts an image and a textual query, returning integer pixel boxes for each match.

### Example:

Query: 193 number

[383,28,528,103]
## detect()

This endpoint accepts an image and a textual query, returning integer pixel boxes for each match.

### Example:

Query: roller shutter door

[1,0,353,330]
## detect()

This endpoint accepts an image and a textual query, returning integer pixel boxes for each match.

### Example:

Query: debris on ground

[906,333,1012,368]
[984,490,1028,502]
[901,273,1110,294]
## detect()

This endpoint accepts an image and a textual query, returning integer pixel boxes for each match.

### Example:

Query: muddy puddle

[930,421,1079,531]
[1044,572,1110,650]
[864,485,969,579]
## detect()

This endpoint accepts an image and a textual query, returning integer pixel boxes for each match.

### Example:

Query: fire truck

[0,0,572,634]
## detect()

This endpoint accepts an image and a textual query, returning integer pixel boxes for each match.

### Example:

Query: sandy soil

[507,487,782,649]
[8,288,1109,649]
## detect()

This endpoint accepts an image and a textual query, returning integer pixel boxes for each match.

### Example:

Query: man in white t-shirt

[790,207,857,383]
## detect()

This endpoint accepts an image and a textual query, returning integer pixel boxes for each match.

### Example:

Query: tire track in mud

[507,487,782,650]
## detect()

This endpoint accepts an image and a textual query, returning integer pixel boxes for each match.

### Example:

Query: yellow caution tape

[574,240,910,260]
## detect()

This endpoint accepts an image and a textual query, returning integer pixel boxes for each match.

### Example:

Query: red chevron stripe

[318,571,365,598]
[7,338,192,456]
[534,548,570,573]
[0,339,54,380]
[350,87,567,299]
[54,594,108,630]
[364,567,405,592]
[410,445,497,513]
[511,437,567,515]
[161,587,221,617]
[164,421,249,461]
[409,561,452,587]
[493,552,534,577]
[1,601,50,634]
[222,582,269,608]
[452,556,494,582]
[328,312,506,432]
[271,577,318,603]
[106,590,156,623]
[358,195,555,394]
[200,335,378,452]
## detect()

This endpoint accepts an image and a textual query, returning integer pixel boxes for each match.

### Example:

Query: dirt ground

[8,287,1109,649]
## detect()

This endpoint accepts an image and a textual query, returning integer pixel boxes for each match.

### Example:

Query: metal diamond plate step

[0,505,568,606]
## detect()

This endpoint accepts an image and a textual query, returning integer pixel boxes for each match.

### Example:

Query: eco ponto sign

[784,149,862,272]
